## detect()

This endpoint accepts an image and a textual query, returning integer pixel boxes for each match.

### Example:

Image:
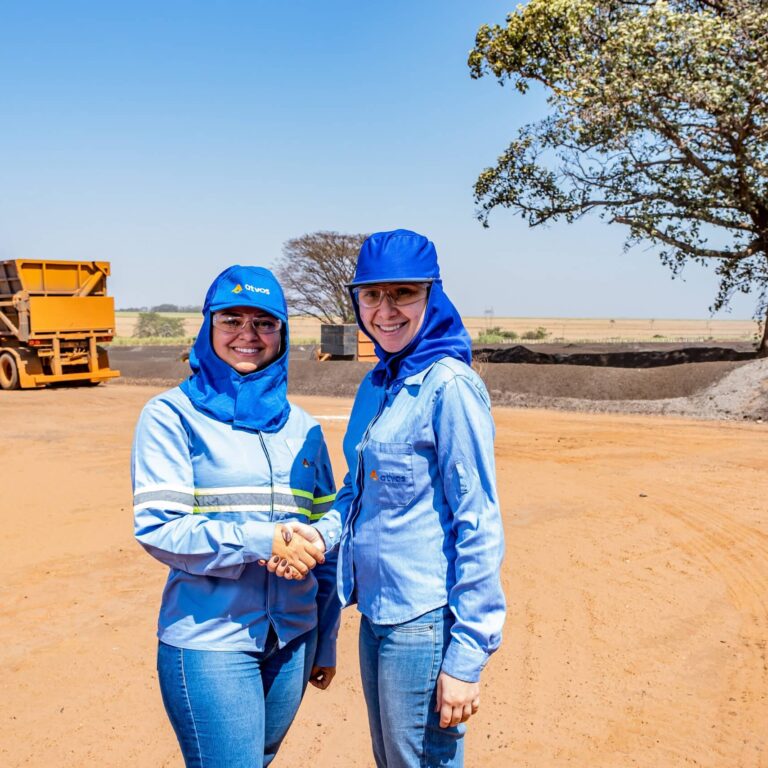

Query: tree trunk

[758,304,768,358]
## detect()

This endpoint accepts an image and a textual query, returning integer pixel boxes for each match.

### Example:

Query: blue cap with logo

[180,264,290,432]
[204,265,287,322]
[348,229,440,287]
[347,229,472,386]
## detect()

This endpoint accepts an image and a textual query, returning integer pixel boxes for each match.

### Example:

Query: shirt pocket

[364,440,415,509]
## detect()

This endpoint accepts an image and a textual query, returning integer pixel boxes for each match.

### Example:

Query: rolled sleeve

[433,375,506,682]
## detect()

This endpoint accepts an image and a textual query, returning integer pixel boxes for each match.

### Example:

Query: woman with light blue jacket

[132,265,339,768]
[300,229,506,767]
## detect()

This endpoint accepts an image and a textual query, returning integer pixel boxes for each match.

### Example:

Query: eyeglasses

[212,313,283,335]
[353,284,429,309]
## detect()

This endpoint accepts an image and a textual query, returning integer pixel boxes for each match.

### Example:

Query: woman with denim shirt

[132,265,339,768]
[297,229,506,767]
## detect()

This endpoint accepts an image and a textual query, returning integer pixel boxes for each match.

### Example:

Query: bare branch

[273,231,367,324]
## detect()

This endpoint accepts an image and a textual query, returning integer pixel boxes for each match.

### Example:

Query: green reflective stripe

[309,510,329,521]
[287,488,336,505]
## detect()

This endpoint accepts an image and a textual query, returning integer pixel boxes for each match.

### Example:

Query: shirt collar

[400,361,438,388]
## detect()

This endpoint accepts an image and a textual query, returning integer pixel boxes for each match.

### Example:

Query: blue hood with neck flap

[180,265,290,432]
[349,229,472,386]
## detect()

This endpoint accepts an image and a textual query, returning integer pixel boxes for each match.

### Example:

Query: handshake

[262,522,326,580]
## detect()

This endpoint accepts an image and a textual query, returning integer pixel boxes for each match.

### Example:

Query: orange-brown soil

[1,385,766,767]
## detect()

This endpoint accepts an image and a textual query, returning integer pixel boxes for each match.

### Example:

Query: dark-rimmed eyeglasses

[353,284,429,309]
[212,313,282,335]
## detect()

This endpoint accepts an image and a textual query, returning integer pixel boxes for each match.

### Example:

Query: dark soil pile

[474,342,756,367]
[476,360,746,401]
[106,343,767,421]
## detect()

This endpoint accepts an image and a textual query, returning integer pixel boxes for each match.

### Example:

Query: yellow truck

[0,259,120,389]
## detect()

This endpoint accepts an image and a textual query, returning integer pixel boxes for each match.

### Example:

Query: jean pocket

[391,620,434,635]
[390,608,441,635]
[364,440,415,509]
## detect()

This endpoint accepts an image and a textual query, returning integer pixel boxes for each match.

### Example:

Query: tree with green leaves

[273,231,367,324]
[134,311,185,338]
[469,0,768,354]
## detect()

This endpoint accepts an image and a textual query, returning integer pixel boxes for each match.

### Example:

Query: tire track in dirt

[658,488,768,767]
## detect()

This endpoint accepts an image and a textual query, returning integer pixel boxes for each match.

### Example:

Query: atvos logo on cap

[232,283,270,295]
[245,283,270,295]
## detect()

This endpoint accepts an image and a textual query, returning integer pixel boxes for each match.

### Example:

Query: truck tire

[0,352,19,390]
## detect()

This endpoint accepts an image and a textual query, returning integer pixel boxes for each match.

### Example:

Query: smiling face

[211,306,282,374]
[357,283,429,354]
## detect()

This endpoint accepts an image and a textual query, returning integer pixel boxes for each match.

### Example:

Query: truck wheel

[0,353,19,390]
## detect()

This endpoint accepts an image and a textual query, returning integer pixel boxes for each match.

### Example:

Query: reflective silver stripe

[192,492,312,511]
[134,500,194,514]
[193,504,271,514]
[277,493,312,511]
[192,504,313,517]
[133,490,195,507]
[135,488,329,515]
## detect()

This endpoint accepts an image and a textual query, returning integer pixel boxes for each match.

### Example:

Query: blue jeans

[359,606,465,768]
[157,628,317,768]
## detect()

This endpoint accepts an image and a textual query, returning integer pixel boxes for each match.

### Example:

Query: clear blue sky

[0,0,755,318]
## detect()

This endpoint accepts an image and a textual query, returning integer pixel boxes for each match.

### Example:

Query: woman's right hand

[267,523,325,579]
[264,522,326,580]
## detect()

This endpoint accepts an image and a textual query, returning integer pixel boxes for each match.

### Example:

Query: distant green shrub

[521,326,550,340]
[134,311,185,338]
[110,335,195,346]
[477,326,519,344]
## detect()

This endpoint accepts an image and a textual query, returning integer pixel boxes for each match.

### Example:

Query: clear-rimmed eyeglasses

[211,312,283,335]
[353,283,429,309]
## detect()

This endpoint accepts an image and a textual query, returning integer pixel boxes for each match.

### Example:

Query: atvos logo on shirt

[369,469,406,483]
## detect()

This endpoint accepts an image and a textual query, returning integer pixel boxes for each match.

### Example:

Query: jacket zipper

[257,431,275,519]
[257,431,276,632]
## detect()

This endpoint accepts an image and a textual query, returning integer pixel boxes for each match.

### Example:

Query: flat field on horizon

[115,312,761,344]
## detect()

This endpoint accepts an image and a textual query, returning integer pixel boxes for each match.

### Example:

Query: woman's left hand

[435,671,480,728]
[309,665,336,690]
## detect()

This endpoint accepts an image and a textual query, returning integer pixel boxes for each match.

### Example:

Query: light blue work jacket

[132,387,340,666]
[315,357,506,682]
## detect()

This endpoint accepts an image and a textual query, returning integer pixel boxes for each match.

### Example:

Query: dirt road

[1,385,766,767]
